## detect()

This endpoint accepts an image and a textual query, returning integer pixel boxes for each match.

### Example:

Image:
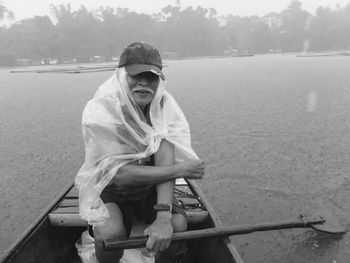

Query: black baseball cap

[118,42,165,80]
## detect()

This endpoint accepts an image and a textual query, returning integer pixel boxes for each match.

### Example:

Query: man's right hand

[177,159,205,179]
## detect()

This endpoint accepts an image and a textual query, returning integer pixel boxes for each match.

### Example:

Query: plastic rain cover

[75,68,198,225]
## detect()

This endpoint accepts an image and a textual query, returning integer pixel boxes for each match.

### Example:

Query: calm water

[1,55,350,262]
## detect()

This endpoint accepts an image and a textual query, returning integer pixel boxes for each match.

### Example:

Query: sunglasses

[129,72,160,82]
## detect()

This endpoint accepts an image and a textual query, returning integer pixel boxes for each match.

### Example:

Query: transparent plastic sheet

[75,230,99,263]
[75,68,198,225]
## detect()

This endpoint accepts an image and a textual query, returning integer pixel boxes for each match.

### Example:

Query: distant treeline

[0,0,350,66]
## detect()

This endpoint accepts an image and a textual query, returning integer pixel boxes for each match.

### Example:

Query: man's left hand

[144,212,173,253]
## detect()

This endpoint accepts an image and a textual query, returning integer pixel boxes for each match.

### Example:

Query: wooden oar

[104,214,346,250]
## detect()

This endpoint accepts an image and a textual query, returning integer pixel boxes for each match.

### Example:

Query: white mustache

[132,86,154,94]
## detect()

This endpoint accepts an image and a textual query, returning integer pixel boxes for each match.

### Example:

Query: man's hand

[177,159,205,180]
[144,212,173,253]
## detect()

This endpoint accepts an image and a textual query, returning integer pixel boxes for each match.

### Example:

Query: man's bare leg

[94,203,125,263]
[172,213,187,232]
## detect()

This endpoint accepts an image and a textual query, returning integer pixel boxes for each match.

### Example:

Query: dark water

[1,55,350,262]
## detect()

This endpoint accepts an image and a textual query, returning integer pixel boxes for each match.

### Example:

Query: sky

[2,0,350,22]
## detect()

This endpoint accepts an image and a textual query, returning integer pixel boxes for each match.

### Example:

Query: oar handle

[104,216,324,250]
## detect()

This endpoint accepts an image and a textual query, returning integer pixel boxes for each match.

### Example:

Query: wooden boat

[0,179,243,263]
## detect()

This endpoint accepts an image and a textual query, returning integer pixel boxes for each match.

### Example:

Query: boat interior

[2,179,242,263]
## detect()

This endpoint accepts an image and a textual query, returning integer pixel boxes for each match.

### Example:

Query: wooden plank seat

[49,180,209,227]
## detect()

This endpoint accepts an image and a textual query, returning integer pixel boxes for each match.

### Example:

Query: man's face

[126,72,160,109]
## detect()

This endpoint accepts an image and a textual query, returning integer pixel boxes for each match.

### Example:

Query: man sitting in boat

[75,41,205,263]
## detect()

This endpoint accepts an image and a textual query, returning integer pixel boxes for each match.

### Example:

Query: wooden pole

[104,216,327,250]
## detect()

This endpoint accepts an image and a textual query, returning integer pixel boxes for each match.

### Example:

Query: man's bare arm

[154,139,175,207]
[112,155,204,186]
[145,139,176,253]
[113,163,178,186]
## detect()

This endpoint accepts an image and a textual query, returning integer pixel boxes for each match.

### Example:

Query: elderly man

[75,42,204,263]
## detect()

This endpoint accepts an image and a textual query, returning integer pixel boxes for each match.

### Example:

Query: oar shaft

[104,216,324,250]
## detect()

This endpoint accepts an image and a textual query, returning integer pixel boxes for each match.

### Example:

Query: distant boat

[224,49,255,57]
[232,53,255,57]
[297,51,350,57]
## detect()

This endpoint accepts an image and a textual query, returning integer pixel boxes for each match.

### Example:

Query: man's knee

[94,202,126,241]
[93,221,126,241]
[172,214,187,232]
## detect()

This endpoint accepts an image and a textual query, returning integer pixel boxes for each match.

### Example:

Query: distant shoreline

[2,50,350,71]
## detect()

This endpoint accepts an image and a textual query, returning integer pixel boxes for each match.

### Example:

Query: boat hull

[1,180,242,263]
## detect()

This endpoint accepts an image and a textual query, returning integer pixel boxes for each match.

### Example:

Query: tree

[334,3,350,49]
[308,7,337,50]
[51,4,102,59]
[308,4,350,51]
[1,0,350,64]
[2,16,56,59]
[160,5,223,56]
[263,12,283,52]
[97,7,121,58]
[0,1,14,21]
[280,0,311,52]
[224,15,272,53]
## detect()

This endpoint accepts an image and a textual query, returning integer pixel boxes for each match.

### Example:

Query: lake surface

[1,55,350,262]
